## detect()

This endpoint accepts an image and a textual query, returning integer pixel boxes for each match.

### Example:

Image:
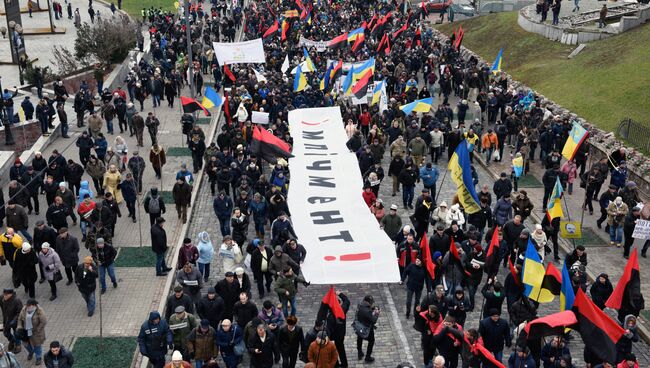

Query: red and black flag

[413,27,421,48]
[392,21,408,40]
[454,25,465,50]
[367,14,377,30]
[328,32,348,50]
[181,96,211,116]
[420,232,437,279]
[540,263,562,298]
[605,248,644,314]
[263,20,279,38]
[352,69,373,99]
[223,91,232,125]
[450,237,460,261]
[250,126,293,164]
[351,36,364,52]
[319,286,346,320]
[420,0,429,16]
[508,258,521,286]
[281,19,290,41]
[485,226,500,277]
[376,34,387,53]
[573,289,625,364]
[223,64,236,82]
[523,311,578,340]
[473,340,506,368]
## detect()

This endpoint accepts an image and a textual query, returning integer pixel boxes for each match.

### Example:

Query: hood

[439,201,448,208]
[450,203,460,211]
[151,187,159,196]
[80,180,89,189]
[149,311,161,322]
[624,314,637,328]
[198,231,210,243]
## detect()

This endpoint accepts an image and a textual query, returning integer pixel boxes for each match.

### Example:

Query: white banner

[287,107,400,284]
[252,111,269,125]
[299,36,329,52]
[212,39,265,66]
[633,219,650,240]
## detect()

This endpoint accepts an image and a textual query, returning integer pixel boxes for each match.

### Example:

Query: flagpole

[562,194,576,250]
[434,167,449,205]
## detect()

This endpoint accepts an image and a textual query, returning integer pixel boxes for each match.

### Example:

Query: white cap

[22,242,32,253]
[171,351,183,361]
[235,267,244,275]
[42,242,50,249]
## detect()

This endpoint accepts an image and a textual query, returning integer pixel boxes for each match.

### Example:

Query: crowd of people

[1,0,648,367]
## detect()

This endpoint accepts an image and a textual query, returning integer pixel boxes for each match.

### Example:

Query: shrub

[74,15,138,68]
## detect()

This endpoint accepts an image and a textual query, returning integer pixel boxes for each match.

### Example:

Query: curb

[472,148,650,344]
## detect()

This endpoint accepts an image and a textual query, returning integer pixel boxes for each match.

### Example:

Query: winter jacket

[233,301,259,329]
[216,323,243,357]
[274,274,305,301]
[494,198,513,225]
[508,353,536,368]
[91,244,117,267]
[197,294,224,330]
[186,326,218,361]
[307,340,339,368]
[172,182,192,206]
[44,346,75,368]
[176,268,203,297]
[77,181,94,204]
[38,248,62,281]
[247,331,276,368]
[164,293,195,321]
[6,204,29,232]
[493,179,512,200]
[380,213,403,240]
[18,306,47,346]
[168,312,198,348]
[75,263,98,294]
[55,235,80,267]
[196,232,214,265]
[479,317,511,352]
[213,195,233,218]
[151,224,167,254]
[540,342,570,368]
[137,311,172,359]
[258,306,285,328]
[401,263,426,291]
[0,292,22,328]
[14,249,39,285]
[589,274,613,309]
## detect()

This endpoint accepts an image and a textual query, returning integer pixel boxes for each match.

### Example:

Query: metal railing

[617,118,650,153]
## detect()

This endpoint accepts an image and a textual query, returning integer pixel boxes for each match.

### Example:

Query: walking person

[37,243,61,301]
[172,177,192,224]
[44,341,75,368]
[0,289,23,354]
[355,295,380,363]
[90,238,117,294]
[278,315,305,368]
[55,228,80,286]
[151,217,172,276]
[14,243,39,299]
[144,187,165,226]
[74,256,98,316]
[137,311,172,368]
[18,299,47,365]
[196,232,214,283]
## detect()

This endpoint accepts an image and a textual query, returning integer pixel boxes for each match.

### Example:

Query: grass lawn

[120,0,176,18]
[435,12,650,134]
[72,336,137,368]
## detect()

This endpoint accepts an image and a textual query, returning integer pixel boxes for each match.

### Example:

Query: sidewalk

[0,77,210,365]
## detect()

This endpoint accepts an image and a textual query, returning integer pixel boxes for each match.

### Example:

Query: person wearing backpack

[144,187,166,225]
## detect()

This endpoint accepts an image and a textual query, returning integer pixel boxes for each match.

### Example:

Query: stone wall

[432,28,650,200]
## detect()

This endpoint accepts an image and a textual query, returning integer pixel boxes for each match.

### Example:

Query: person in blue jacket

[419,162,439,201]
[137,311,172,368]
[508,345,537,368]
[216,319,244,368]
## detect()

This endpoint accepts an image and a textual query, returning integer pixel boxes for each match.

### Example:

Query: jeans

[80,220,89,237]
[39,117,49,134]
[152,94,161,107]
[281,295,297,317]
[609,224,623,244]
[6,107,14,124]
[402,185,414,207]
[106,119,114,134]
[485,147,494,164]
[24,343,42,360]
[155,252,168,274]
[254,219,265,235]
[19,229,33,243]
[81,291,96,313]
[198,262,210,281]
[99,263,117,290]
[61,119,69,136]
[218,216,231,236]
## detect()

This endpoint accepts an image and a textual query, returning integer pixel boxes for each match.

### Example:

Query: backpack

[148,195,160,214]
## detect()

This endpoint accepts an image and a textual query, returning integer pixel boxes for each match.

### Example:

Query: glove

[168,344,174,351]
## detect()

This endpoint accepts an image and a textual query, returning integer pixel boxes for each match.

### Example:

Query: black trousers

[357,328,375,357]
[334,336,348,367]
[28,193,39,213]
[255,272,273,297]
[65,266,74,282]
[281,350,298,368]
[126,200,136,219]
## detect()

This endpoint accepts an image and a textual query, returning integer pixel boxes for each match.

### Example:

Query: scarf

[26,309,36,336]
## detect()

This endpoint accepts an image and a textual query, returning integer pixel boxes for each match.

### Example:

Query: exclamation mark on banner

[323,253,371,261]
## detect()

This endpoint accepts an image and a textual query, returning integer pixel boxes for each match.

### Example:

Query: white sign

[287,107,401,284]
[252,111,269,125]
[299,36,329,52]
[632,219,650,240]
[212,39,266,66]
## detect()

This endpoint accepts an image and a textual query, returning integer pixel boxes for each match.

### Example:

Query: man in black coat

[233,292,259,330]
[401,258,426,319]
[151,217,171,276]
[197,287,224,330]
[277,315,305,368]
[0,288,23,353]
[316,292,350,368]
[493,172,512,201]
[250,239,274,298]
[44,341,75,368]
[248,324,276,368]
[479,309,512,365]
[20,166,42,215]
[356,295,380,363]
[164,285,195,321]
[74,256,98,316]
[214,272,239,320]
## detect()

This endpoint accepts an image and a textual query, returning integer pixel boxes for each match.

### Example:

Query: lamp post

[0,77,16,145]
[8,22,26,85]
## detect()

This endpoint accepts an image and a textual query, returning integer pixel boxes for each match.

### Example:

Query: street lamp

[0,77,16,145]
[8,21,27,85]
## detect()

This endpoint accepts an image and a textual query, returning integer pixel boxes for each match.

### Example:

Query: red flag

[523,311,578,339]
[413,27,421,47]
[450,237,460,260]
[384,36,391,54]
[508,258,521,286]
[223,64,236,82]
[224,91,231,125]
[605,248,643,311]
[376,34,387,53]
[321,286,346,320]
[474,342,506,368]
[392,21,408,40]
[351,36,364,52]
[573,289,625,364]
[180,96,211,117]
[454,25,465,50]
[250,126,293,164]
[263,20,279,38]
[295,0,304,10]
[420,0,428,15]
[485,226,500,276]
[420,233,437,279]
[367,14,377,30]
[328,32,348,49]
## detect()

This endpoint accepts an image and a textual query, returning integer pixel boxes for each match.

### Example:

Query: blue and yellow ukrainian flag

[293,64,308,92]
[371,80,385,106]
[512,155,524,178]
[302,47,316,72]
[490,48,503,74]
[399,97,433,115]
[201,86,223,109]
[320,61,334,91]
[347,26,365,43]
[522,239,546,301]
[560,260,576,311]
[448,140,481,214]
[352,58,375,80]
[341,65,355,95]
[546,176,564,220]
[562,122,589,161]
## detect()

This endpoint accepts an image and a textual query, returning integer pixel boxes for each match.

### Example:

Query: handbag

[14,328,27,342]
[53,270,63,283]
[492,150,500,161]
[232,326,245,356]
[352,320,370,339]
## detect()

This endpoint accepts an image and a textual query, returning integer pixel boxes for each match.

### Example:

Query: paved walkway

[0,66,212,365]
